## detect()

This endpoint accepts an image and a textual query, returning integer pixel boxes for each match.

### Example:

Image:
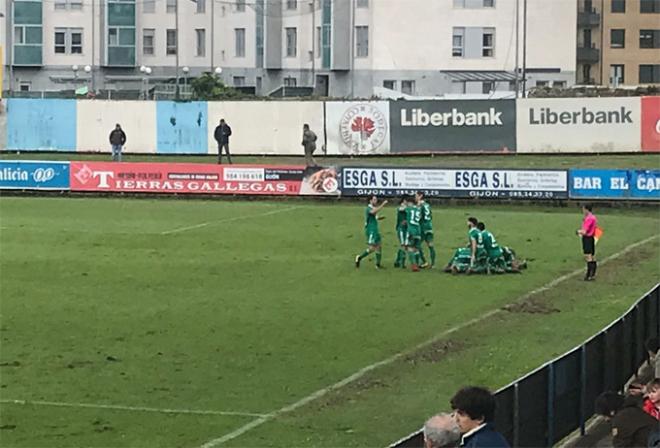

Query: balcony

[577,46,600,63]
[578,10,600,27]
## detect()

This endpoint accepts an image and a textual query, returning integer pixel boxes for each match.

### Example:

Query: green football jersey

[481,230,503,257]
[405,205,422,234]
[396,205,407,230]
[468,227,485,253]
[365,204,379,233]
[419,202,432,228]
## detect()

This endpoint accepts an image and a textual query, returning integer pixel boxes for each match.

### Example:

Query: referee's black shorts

[582,236,595,255]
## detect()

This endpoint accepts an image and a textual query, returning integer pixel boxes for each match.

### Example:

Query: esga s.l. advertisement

[340,167,567,199]
[69,162,339,196]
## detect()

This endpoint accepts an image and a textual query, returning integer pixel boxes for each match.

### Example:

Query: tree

[190,73,246,100]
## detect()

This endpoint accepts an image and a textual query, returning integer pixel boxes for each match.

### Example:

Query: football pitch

[0,196,659,447]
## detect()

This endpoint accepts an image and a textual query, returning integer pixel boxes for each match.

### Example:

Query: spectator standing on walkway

[302,123,318,167]
[576,204,598,281]
[214,119,232,164]
[423,413,461,448]
[109,124,126,162]
[595,392,657,447]
[450,386,510,447]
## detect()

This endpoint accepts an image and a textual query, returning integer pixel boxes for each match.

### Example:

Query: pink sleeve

[581,215,596,235]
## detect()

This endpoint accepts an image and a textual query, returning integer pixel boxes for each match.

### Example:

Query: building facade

[2,0,577,97]
[577,0,660,86]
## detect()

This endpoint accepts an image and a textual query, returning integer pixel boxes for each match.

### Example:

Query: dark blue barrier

[570,169,660,200]
[0,160,70,190]
[389,284,659,448]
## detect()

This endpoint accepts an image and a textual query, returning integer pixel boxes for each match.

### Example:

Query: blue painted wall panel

[156,101,208,154]
[7,99,77,151]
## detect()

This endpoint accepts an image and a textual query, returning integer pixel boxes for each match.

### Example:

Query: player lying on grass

[355,195,388,269]
[443,218,527,274]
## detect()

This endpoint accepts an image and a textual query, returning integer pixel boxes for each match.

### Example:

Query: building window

[610,64,624,85]
[536,80,548,87]
[108,28,118,46]
[235,28,245,57]
[553,80,566,88]
[482,28,495,57]
[55,0,83,10]
[611,0,625,12]
[611,29,625,48]
[19,82,31,92]
[55,0,66,10]
[640,29,660,48]
[401,80,415,95]
[383,80,396,90]
[70,0,82,9]
[14,27,25,44]
[284,77,297,87]
[482,81,493,94]
[143,0,155,13]
[452,27,464,57]
[357,0,368,7]
[453,0,465,7]
[196,0,205,13]
[483,0,495,7]
[641,0,660,12]
[639,65,660,82]
[236,0,245,12]
[286,0,297,10]
[195,29,206,56]
[54,28,83,54]
[143,28,155,55]
[453,0,495,7]
[286,27,297,57]
[316,26,321,56]
[355,26,368,58]
[582,64,592,83]
[166,29,177,55]
[166,0,176,13]
[233,76,245,86]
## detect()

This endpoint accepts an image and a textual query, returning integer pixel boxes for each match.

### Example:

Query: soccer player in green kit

[415,191,436,268]
[355,195,388,269]
[477,222,506,274]
[405,197,423,272]
[467,216,487,274]
[394,197,409,268]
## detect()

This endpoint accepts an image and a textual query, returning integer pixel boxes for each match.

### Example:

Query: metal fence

[391,283,660,448]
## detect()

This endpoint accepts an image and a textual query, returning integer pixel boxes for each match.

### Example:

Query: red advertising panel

[641,96,660,152]
[69,162,339,196]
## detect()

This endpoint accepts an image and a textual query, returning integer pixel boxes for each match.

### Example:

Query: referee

[577,204,598,281]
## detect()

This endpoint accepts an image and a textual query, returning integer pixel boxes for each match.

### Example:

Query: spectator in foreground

[595,391,657,447]
[301,123,318,167]
[109,123,126,162]
[643,378,660,420]
[424,413,461,448]
[646,337,660,378]
[450,386,510,447]
[214,118,232,164]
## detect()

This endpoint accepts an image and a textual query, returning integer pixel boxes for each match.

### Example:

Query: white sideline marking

[161,206,302,235]
[0,399,268,418]
[200,234,660,448]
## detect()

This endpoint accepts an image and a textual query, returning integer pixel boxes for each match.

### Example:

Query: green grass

[0,197,658,447]
[2,151,660,170]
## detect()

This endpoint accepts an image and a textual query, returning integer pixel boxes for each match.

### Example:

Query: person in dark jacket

[109,123,126,162]
[301,123,317,167]
[595,392,658,448]
[214,119,232,164]
[450,386,510,448]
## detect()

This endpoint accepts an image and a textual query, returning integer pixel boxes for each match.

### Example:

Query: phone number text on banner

[340,167,568,199]
[69,162,339,196]
[0,160,70,190]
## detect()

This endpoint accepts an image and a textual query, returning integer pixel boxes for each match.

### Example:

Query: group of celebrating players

[355,194,526,274]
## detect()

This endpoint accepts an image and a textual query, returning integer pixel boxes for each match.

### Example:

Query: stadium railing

[389,283,660,448]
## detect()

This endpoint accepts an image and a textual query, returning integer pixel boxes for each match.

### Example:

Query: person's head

[477,222,485,231]
[467,217,478,229]
[450,386,496,434]
[415,191,424,203]
[582,204,593,215]
[645,337,659,358]
[594,392,624,420]
[303,123,310,130]
[369,195,378,206]
[647,378,660,405]
[219,118,225,125]
[423,413,461,448]
[115,123,121,130]
[400,196,408,206]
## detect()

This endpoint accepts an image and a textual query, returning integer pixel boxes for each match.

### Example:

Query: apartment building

[1,0,577,97]
[577,0,660,86]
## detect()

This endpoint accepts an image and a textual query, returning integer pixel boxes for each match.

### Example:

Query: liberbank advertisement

[389,100,517,153]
